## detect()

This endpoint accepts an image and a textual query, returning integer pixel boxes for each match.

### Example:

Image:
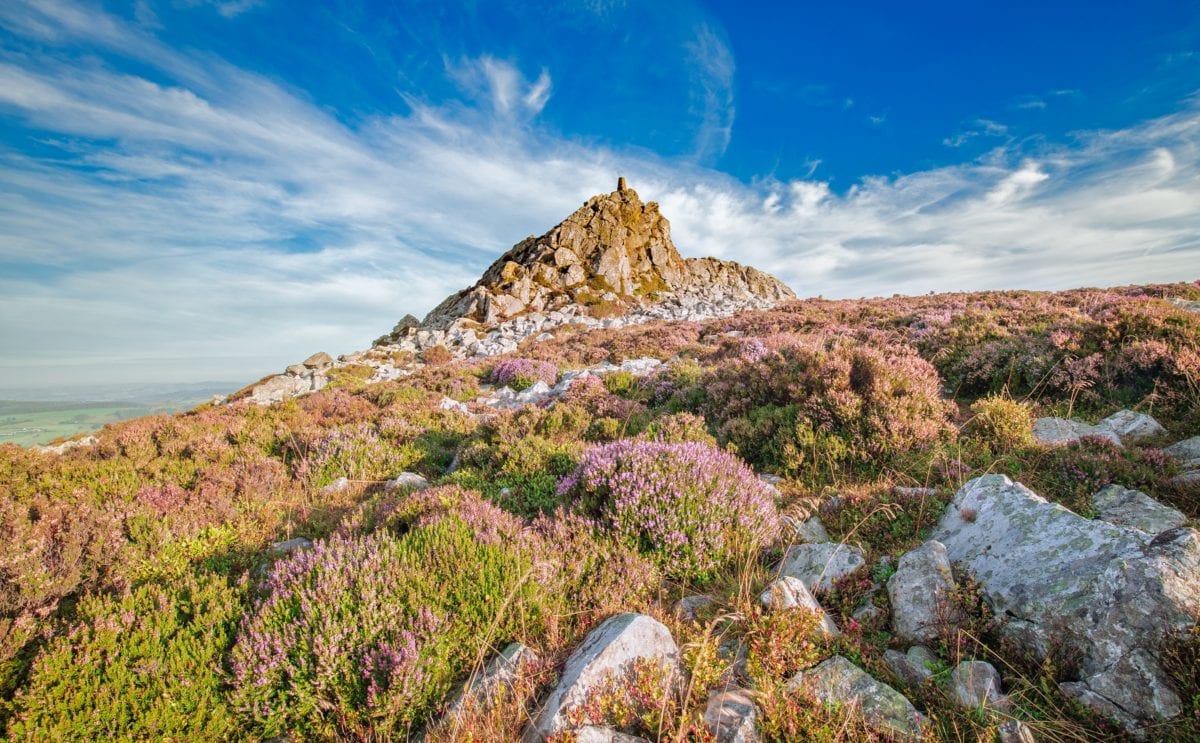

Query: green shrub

[967,394,1035,452]
[9,572,242,741]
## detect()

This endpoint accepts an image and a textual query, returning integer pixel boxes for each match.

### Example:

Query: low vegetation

[0,282,1198,740]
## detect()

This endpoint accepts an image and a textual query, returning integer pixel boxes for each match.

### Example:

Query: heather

[559,440,781,582]
[0,281,1198,740]
[490,357,559,390]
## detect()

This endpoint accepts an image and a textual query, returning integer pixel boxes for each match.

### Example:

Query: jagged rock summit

[246,180,795,405]
[385,179,794,337]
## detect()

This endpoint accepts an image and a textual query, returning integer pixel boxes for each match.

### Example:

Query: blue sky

[1,0,1198,389]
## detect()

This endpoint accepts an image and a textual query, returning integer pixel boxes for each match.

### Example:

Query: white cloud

[0,0,1197,389]
[684,22,735,163]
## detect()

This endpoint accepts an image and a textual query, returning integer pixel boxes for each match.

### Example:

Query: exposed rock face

[929,474,1200,727]
[758,576,840,636]
[947,660,1006,711]
[414,182,793,333]
[1091,484,1187,535]
[704,688,760,743]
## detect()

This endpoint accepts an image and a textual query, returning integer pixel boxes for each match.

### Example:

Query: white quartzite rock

[777,542,866,593]
[758,576,840,636]
[947,660,1006,711]
[1032,417,1122,447]
[1099,410,1166,442]
[787,655,925,741]
[444,642,538,721]
[930,474,1200,726]
[887,540,958,644]
[703,688,759,743]
[1092,484,1187,535]
[524,613,680,741]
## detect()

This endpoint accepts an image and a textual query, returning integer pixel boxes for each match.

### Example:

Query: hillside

[2,187,1199,741]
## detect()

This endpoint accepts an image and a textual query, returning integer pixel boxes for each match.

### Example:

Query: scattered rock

[439,396,471,414]
[947,660,1006,711]
[883,645,939,687]
[524,613,680,741]
[887,540,958,644]
[788,655,926,741]
[270,537,312,554]
[777,542,867,593]
[386,472,431,491]
[1099,410,1166,443]
[1092,484,1186,535]
[997,719,1037,743]
[930,475,1200,725]
[444,642,538,721]
[791,515,831,544]
[1165,436,1200,470]
[1060,681,1140,731]
[893,486,938,498]
[33,435,98,455]
[1032,417,1122,447]
[673,595,715,622]
[704,688,760,743]
[321,476,350,494]
[758,473,785,486]
[717,636,749,687]
[758,577,839,636]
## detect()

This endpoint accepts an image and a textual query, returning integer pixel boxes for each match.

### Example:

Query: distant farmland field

[0,399,203,447]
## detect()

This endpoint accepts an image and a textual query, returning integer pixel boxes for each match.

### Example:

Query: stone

[997,719,1037,743]
[930,474,1200,725]
[674,594,715,622]
[1032,417,1122,447]
[887,540,958,644]
[439,396,470,414]
[444,642,537,721]
[1099,410,1166,443]
[386,472,431,491]
[717,636,749,686]
[893,486,939,498]
[302,351,334,369]
[758,577,840,636]
[1092,484,1186,535]
[321,476,350,494]
[524,613,680,741]
[791,515,831,544]
[1059,681,1140,731]
[703,688,759,743]
[1165,436,1200,470]
[947,660,1005,710]
[250,374,310,405]
[778,542,867,593]
[883,646,939,687]
[573,727,650,743]
[270,537,312,554]
[787,655,926,741]
[285,363,307,376]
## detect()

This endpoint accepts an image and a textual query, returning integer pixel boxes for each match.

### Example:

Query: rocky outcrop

[1091,484,1187,535]
[411,181,793,334]
[1032,410,1166,448]
[929,474,1200,728]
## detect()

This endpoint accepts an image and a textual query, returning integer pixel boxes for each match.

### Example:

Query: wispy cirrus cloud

[0,0,1197,389]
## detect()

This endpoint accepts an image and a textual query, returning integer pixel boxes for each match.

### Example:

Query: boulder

[791,515,831,544]
[250,374,310,405]
[1099,410,1166,443]
[778,542,867,593]
[883,646,939,687]
[887,540,958,644]
[930,475,1200,725]
[787,655,925,741]
[524,613,680,741]
[1165,436,1200,470]
[302,351,334,369]
[997,719,1037,743]
[1032,417,1121,447]
[673,594,715,623]
[704,688,759,743]
[1091,484,1186,535]
[386,472,431,491]
[444,642,538,721]
[947,660,1006,710]
[758,577,839,636]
